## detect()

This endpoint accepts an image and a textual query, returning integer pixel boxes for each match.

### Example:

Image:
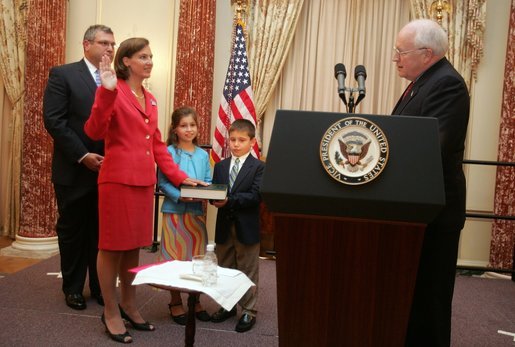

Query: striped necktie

[229,158,240,190]
[94,70,101,87]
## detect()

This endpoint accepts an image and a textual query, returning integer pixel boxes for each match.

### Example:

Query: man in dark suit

[391,19,470,346]
[210,119,265,333]
[43,25,115,310]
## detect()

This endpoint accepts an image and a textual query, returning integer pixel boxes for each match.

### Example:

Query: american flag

[210,19,259,163]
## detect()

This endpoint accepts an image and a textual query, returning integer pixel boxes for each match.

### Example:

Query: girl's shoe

[168,303,187,326]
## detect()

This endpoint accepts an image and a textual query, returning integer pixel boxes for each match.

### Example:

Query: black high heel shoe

[101,313,132,344]
[119,305,155,331]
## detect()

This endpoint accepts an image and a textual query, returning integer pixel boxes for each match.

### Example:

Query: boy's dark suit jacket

[43,59,103,187]
[392,57,469,231]
[212,155,265,245]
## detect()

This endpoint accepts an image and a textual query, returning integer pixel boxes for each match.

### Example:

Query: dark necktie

[402,82,414,100]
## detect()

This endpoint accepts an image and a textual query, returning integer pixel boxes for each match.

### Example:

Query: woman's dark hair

[167,106,199,146]
[114,37,149,80]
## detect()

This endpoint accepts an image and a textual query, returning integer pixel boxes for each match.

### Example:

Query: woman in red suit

[85,37,204,344]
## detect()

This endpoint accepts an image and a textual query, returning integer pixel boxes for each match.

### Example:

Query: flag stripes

[210,19,259,164]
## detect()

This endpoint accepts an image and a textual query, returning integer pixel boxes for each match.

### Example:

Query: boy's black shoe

[235,313,256,333]
[211,307,236,323]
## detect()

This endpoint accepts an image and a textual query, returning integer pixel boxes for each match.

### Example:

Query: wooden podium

[261,110,445,347]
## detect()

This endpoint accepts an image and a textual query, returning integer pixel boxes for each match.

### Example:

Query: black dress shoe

[92,293,104,306]
[195,310,211,322]
[211,307,236,323]
[65,293,86,310]
[235,313,256,333]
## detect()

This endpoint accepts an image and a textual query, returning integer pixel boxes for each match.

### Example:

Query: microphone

[355,65,366,96]
[334,63,347,105]
[354,65,367,104]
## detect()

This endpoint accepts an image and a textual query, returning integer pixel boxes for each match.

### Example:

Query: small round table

[150,284,200,347]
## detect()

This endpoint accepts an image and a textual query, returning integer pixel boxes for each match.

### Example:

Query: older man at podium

[391,19,470,347]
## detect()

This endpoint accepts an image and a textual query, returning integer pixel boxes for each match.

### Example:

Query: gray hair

[83,24,113,41]
[405,19,448,57]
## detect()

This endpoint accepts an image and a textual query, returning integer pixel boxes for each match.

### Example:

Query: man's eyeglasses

[89,40,116,49]
[392,47,428,59]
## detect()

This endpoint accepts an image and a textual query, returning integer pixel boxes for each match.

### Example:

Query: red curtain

[18,0,66,238]
[173,0,216,146]
[489,1,515,269]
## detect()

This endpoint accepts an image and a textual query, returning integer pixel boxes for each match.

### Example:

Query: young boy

[210,119,265,333]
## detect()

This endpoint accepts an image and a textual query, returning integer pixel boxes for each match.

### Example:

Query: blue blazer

[212,155,265,245]
[158,145,212,215]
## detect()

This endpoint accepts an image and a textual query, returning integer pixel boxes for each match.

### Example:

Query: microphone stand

[335,69,366,113]
[340,87,359,113]
[338,92,347,110]
[347,92,356,113]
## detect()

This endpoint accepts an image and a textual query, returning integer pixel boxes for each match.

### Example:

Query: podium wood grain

[274,213,424,347]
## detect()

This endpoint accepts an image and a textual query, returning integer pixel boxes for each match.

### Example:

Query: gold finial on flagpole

[231,0,248,21]
[430,0,452,24]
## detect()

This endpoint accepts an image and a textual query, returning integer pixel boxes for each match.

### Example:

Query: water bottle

[202,243,218,286]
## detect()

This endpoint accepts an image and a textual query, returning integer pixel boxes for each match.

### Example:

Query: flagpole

[211,0,259,164]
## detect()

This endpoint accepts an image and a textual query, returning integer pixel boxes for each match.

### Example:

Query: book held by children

[180,184,228,200]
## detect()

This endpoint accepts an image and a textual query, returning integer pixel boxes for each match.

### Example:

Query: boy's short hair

[229,119,255,139]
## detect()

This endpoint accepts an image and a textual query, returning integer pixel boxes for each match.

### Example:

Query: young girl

[158,106,212,325]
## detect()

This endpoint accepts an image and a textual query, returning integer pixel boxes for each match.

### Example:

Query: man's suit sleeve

[43,67,89,162]
[419,75,469,155]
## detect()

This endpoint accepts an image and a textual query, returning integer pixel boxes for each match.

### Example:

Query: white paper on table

[131,260,255,311]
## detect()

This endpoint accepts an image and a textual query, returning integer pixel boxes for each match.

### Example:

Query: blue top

[158,145,212,215]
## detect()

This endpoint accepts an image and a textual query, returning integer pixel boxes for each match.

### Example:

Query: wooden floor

[0,236,42,277]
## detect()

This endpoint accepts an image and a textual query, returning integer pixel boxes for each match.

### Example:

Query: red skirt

[98,183,153,251]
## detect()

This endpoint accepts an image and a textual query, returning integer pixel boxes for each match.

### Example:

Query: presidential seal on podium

[320,117,389,185]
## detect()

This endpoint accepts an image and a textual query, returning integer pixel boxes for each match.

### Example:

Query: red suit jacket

[84,79,187,187]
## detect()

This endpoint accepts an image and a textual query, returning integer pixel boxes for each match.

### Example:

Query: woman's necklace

[131,89,144,99]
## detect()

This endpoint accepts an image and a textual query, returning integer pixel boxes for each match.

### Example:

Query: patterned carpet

[0,251,513,346]
[0,251,278,347]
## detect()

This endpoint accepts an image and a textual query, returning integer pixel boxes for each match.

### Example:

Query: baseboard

[457,259,489,267]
